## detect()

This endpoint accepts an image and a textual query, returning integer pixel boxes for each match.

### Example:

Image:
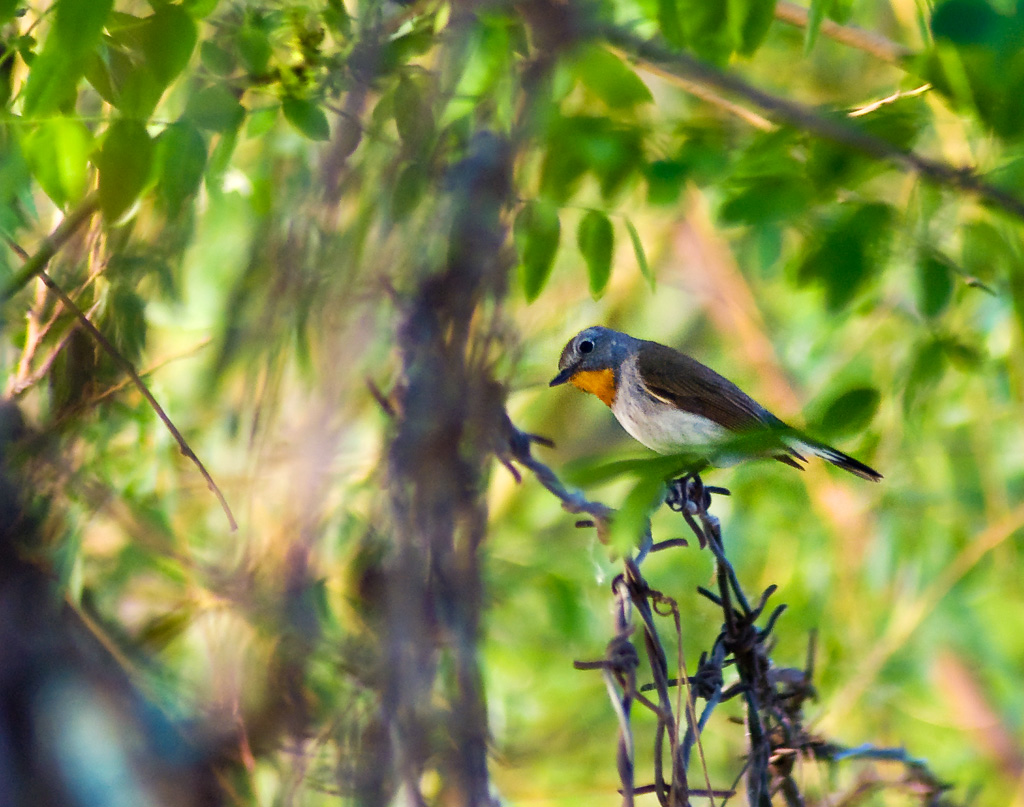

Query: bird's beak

[549,366,576,387]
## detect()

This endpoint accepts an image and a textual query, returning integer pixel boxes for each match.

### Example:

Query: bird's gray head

[549,326,635,388]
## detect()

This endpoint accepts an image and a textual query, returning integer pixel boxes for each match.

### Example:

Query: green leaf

[916,252,954,318]
[0,124,30,223]
[185,85,246,132]
[819,387,881,438]
[960,219,1007,283]
[205,126,238,194]
[805,0,829,51]
[608,473,665,557]
[903,339,947,417]
[658,0,686,47]
[678,0,732,61]
[155,121,207,215]
[394,74,433,150]
[199,41,236,76]
[573,46,653,109]
[22,0,115,116]
[149,6,198,83]
[624,218,655,290]
[96,119,155,222]
[325,0,351,37]
[797,203,893,310]
[738,0,777,54]
[645,160,687,206]
[182,0,219,17]
[392,162,425,220]
[238,22,273,75]
[21,117,93,207]
[565,452,700,487]
[720,175,813,225]
[577,210,614,297]
[0,0,17,26]
[282,97,331,141]
[931,0,1002,45]
[515,201,561,302]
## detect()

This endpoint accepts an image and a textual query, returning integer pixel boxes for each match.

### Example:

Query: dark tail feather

[794,438,882,482]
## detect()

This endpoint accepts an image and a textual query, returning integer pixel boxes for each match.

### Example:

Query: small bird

[550,326,881,481]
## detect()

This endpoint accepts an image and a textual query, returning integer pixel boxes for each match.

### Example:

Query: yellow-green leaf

[577,210,614,297]
[515,201,561,302]
[96,119,155,221]
[624,218,655,290]
[21,117,94,207]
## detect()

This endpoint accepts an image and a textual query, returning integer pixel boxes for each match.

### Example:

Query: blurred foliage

[0,0,1023,804]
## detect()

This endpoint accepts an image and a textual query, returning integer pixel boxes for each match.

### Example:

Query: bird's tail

[785,436,882,482]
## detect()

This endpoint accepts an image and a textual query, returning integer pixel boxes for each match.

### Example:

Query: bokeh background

[2,0,1024,804]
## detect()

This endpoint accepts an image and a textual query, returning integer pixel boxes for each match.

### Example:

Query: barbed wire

[505,421,961,807]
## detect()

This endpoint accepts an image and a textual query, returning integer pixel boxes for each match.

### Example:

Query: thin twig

[849,84,932,118]
[1,191,100,302]
[31,269,238,531]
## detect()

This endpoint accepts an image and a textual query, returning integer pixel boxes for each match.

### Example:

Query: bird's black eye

[578,339,594,354]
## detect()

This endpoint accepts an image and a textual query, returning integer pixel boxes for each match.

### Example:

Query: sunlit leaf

[22,0,115,116]
[625,218,655,290]
[577,210,614,297]
[573,45,653,109]
[182,0,219,17]
[21,117,93,207]
[805,0,829,51]
[515,201,560,302]
[96,119,155,222]
[138,5,197,85]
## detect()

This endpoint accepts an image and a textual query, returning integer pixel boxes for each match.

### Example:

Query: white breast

[611,356,729,454]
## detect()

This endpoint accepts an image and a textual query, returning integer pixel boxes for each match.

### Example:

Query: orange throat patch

[569,368,617,407]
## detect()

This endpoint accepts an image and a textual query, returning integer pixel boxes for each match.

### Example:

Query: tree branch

[603,27,1024,222]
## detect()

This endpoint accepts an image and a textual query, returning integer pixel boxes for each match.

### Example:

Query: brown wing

[635,341,772,433]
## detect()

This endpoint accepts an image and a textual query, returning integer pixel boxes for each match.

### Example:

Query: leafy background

[1,0,1024,804]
